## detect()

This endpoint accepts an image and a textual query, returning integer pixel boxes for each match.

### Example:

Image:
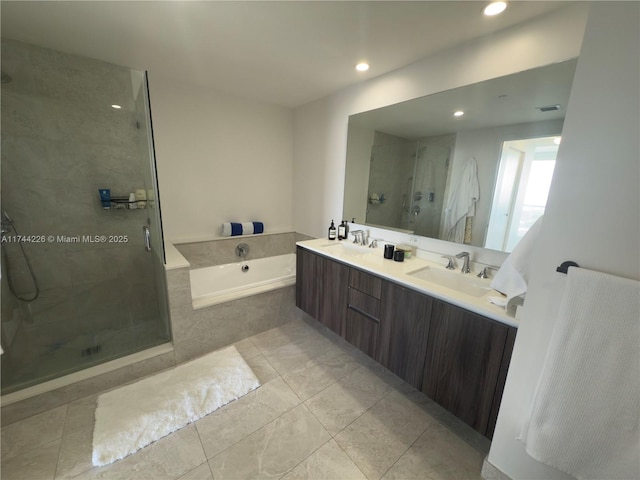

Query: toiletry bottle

[98,189,111,209]
[338,220,346,240]
[135,189,147,209]
[343,220,350,238]
[128,192,137,209]
[328,220,337,240]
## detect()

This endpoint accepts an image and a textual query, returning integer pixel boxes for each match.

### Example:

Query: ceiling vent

[537,104,562,112]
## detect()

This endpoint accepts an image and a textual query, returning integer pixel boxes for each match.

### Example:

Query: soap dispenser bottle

[328,220,337,240]
[338,220,346,240]
[343,220,349,239]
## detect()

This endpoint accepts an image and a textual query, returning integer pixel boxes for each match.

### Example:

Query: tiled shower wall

[411,134,455,238]
[366,132,415,230]
[365,131,455,236]
[0,38,165,388]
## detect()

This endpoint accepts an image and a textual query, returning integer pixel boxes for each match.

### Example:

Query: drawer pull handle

[348,304,380,323]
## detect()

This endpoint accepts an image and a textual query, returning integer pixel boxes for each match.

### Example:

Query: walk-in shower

[0,38,171,395]
[365,134,454,237]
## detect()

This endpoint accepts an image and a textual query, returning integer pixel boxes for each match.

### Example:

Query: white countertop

[297,238,518,328]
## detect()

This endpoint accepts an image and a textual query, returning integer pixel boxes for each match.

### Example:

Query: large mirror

[343,59,577,252]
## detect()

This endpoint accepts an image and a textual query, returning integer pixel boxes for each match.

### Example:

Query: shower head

[1,72,12,84]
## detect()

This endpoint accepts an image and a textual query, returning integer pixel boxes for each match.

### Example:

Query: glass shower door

[132,71,171,342]
[0,38,171,395]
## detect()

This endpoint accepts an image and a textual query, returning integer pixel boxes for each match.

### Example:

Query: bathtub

[190,253,297,309]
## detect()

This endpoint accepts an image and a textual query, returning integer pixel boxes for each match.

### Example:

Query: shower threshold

[1,342,174,406]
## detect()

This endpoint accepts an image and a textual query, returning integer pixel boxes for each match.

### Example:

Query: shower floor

[1,320,169,395]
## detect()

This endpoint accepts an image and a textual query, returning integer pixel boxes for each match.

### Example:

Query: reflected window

[485,136,558,252]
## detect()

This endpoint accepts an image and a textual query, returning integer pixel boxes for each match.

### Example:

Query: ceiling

[1,1,569,108]
[349,58,578,139]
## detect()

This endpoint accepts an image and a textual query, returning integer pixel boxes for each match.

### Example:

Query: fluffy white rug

[92,345,260,466]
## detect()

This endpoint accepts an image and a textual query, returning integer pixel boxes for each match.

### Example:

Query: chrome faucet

[477,265,499,279]
[441,255,456,270]
[455,251,471,274]
[236,243,249,260]
[351,230,368,246]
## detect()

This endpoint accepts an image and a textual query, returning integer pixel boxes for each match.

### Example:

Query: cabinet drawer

[349,268,382,299]
[348,287,380,321]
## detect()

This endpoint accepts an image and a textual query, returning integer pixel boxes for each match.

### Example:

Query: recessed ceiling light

[453,110,465,117]
[355,62,370,72]
[483,2,507,16]
[111,104,122,109]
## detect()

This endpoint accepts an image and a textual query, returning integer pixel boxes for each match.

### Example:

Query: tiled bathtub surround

[0,318,488,480]
[168,232,305,363]
[175,232,299,268]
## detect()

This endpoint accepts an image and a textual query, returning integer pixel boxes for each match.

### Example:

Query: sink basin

[319,242,373,257]
[408,266,492,297]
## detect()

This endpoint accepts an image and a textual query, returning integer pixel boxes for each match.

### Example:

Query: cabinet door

[317,255,349,337]
[422,300,510,437]
[487,326,517,438]
[295,246,319,318]
[378,282,433,389]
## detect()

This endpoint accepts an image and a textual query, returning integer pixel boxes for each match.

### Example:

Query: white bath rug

[92,346,260,466]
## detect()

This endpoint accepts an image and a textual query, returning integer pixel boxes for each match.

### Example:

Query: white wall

[488,3,640,479]
[292,3,588,265]
[149,75,294,244]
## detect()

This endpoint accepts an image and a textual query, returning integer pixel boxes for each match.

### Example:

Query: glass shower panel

[0,38,171,395]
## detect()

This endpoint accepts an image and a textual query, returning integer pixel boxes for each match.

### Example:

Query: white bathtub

[190,253,297,309]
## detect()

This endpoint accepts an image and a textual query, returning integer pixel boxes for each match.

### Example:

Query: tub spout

[236,243,249,259]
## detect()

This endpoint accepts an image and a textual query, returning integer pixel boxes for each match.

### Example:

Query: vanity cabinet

[296,245,516,439]
[422,301,516,438]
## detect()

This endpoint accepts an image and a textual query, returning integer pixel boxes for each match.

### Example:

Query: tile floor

[1,317,489,480]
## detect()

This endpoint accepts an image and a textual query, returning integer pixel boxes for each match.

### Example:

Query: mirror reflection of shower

[366,133,454,238]
[1,210,40,302]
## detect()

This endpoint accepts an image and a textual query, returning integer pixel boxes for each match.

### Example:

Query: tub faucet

[236,243,249,260]
[455,251,471,274]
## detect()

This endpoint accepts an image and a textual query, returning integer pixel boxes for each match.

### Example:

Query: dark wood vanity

[296,245,516,439]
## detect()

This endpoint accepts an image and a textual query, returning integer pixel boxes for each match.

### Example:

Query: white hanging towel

[443,157,479,243]
[519,267,640,480]
[490,215,544,303]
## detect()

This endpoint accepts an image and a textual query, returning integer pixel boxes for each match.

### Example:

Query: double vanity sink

[296,238,518,439]
[302,238,515,327]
